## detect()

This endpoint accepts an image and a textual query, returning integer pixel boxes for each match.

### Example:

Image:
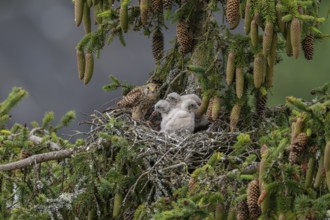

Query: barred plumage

[117,83,158,120]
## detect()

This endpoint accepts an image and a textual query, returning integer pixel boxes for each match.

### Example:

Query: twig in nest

[159,70,188,96]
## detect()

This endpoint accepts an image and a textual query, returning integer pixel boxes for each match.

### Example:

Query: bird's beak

[150,88,157,93]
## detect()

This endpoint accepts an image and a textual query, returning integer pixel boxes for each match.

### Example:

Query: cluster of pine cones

[225,0,315,94]
[226,0,315,61]
[288,116,309,164]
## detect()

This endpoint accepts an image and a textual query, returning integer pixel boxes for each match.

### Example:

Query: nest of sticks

[84,107,264,205]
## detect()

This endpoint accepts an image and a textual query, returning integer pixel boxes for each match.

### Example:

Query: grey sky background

[0,1,329,137]
[0,0,175,136]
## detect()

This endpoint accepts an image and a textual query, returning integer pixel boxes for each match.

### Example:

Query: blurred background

[0,1,329,136]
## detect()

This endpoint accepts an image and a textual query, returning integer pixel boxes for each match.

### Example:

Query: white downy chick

[164,99,199,134]
[154,100,172,130]
[180,94,202,106]
[165,92,182,108]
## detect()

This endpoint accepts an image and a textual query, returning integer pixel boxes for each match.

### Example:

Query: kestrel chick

[117,83,158,120]
[164,99,198,134]
[155,100,172,130]
[181,94,202,106]
[165,92,181,108]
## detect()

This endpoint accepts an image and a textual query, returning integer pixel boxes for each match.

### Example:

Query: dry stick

[159,70,188,96]
[0,148,77,172]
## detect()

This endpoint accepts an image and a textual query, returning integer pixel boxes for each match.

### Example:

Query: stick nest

[84,109,261,205]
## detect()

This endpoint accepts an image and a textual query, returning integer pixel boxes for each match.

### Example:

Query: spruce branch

[28,128,61,151]
[0,87,28,116]
[0,148,77,172]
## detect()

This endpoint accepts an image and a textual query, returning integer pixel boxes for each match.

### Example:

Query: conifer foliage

[0,0,329,219]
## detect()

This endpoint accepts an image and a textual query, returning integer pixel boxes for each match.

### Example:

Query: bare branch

[0,148,75,172]
[29,128,61,151]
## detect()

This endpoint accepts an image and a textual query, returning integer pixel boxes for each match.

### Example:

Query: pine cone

[76,48,85,80]
[152,29,164,63]
[290,144,304,152]
[188,177,196,192]
[163,0,172,10]
[289,150,299,164]
[250,19,259,47]
[140,0,150,26]
[83,3,91,33]
[20,149,31,159]
[254,12,263,27]
[226,0,240,29]
[230,103,242,132]
[226,51,236,85]
[290,17,301,59]
[247,179,261,220]
[120,3,129,33]
[152,0,163,14]
[83,51,94,85]
[236,67,244,99]
[302,33,314,60]
[176,20,193,55]
[206,97,214,121]
[267,32,278,68]
[244,0,252,34]
[262,22,274,56]
[253,53,266,88]
[308,145,318,154]
[255,90,267,119]
[74,0,84,27]
[293,132,308,146]
[236,199,249,220]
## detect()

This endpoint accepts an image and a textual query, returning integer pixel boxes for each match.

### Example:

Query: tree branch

[29,128,61,151]
[0,148,76,172]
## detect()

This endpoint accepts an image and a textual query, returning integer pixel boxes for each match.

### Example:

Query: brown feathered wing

[117,87,144,107]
